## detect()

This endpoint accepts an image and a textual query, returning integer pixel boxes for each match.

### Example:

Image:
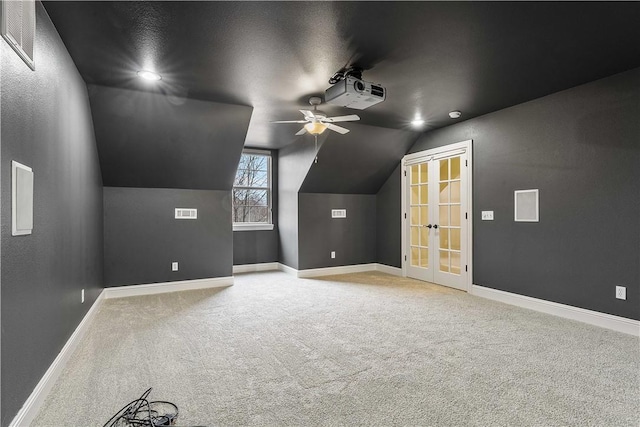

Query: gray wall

[0,4,103,425]
[300,124,418,194]
[233,229,278,265]
[87,84,252,190]
[233,150,279,265]
[277,136,325,269]
[104,187,232,286]
[298,194,377,270]
[376,164,402,268]
[405,68,640,320]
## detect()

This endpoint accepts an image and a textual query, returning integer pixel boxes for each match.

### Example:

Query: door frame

[401,140,473,291]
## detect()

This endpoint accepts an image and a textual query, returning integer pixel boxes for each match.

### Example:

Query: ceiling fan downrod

[314,134,318,163]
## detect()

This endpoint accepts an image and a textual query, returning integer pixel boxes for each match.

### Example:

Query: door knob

[425,224,432,228]
[433,224,439,229]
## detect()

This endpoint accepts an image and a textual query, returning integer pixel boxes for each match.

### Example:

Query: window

[233,150,273,231]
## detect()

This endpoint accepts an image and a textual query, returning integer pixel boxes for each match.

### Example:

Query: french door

[402,141,471,291]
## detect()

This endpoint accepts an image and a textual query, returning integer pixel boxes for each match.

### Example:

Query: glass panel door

[405,148,468,291]
[406,161,432,282]
[433,155,465,289]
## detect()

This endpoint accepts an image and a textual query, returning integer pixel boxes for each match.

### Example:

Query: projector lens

[354,80,365,92]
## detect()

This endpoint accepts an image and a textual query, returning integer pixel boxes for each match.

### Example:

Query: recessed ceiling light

[137,70,161,81]
[411,119,425,127]
[449,110,462,119]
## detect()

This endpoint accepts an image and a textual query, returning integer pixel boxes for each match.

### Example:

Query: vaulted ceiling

[44,1,640,191]
[45,1,640,151]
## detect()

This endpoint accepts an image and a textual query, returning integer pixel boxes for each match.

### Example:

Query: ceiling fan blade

[326,123,350,134]
[295,127,307,136]
[271,120,307,124]
[300,109,316,119]
[323,114,360,123]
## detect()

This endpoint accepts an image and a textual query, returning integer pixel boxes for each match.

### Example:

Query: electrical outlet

[481,211,494,220]
[81,289,85,304]
[172,262,179,272]
[615,286,626,300]
[331,251,336,259]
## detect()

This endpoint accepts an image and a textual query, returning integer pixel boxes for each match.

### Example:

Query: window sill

[233,223,275,232]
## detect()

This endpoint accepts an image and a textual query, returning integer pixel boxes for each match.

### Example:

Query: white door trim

[401,140,473,292]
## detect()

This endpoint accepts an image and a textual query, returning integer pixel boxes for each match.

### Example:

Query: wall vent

[331,209,347,218]
[175,208,198,220]
[1,0,36,70]
[514,189,539,222]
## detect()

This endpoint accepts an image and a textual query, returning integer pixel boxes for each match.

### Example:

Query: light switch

[481,211,494,220]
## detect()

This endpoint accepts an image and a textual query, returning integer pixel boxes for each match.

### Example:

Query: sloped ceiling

[299,124,419,194]
[87,85,252,189]
[44,2,640,150]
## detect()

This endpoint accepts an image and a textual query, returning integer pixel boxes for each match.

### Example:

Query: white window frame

[233,149,274,231]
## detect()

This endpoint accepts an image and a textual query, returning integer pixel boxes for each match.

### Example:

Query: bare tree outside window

[233,152,271,223]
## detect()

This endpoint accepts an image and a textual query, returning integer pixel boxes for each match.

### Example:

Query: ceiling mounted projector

[325,76,386,110]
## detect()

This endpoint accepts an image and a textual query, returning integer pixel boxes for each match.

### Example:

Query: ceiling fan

[272,96,360,135]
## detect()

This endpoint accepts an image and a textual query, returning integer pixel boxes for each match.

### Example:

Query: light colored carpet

[33,271,639,426]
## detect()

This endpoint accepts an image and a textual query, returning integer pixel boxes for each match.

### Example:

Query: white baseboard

[471,285,640,336]
[277,263,402,278]
[9,291,106,427]
[233,262,279,274]
[376,263,403,276]
[296,263,379,278]
[277,263,299,276]
[104,276,233,299]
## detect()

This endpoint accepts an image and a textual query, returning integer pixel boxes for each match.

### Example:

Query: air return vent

[1,0,35,70]
[175,208,198,220]
[331,209,347,219]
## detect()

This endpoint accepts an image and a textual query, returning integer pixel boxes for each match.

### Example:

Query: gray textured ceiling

[44,1,640,149]
[301,123,419,194]
[88,84,252,189]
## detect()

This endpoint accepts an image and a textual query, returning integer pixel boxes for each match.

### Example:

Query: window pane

[440,159,449,181]
[420,248,429,267]
[411,247,419,266]
[233,152,271,224]
[439,182,449,203]
[411,226,419,246]
[420,227,429,247]
[439,228,449,249]
[235,154,269,184]
[451,205,461,227]
[420,163,428,183]
[233,205,248,223]
[235,169,268,188]
[411,207,419,225]
[451,157,461,180]
[233,189,267,207]
[420,184,428,204]
[451,251,461,275]
[410,165,419,184]
[420,206,429,226]
[248,206,269,223]
[439,205,449,226]
[450,181,460,203]
[237,154,268,171]
[411,186,419,205]
[440,250,450,273]
[450,228,461,251]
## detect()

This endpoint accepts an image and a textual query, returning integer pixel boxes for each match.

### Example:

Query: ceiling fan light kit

[272,96,360,136]
[305,122,327,135]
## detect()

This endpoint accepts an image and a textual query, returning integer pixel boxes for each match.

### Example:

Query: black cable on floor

[103,388,179,427]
